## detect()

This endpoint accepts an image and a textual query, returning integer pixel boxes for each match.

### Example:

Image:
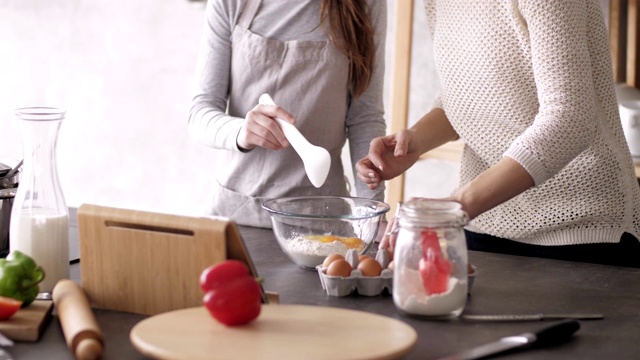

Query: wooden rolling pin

[52,279,104,360]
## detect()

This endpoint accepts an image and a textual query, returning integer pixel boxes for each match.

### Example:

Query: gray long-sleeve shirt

[188,0,387,201]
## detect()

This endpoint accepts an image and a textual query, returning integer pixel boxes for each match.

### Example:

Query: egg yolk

[305,235,365,250]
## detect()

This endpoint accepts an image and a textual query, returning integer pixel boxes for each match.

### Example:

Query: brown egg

[387,260,394,272]
[358,254,373,262]
[322,254,345,270]
[357,258,382,277]
[326,259,353,277]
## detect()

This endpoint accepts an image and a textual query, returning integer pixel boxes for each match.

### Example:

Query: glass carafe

[392,199,469,319]
[10,107,69,293]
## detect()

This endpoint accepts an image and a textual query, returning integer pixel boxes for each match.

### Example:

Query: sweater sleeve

[504,0,599,185]
[347,0,387,201]
[422,0,443,112]
[188,0,245,151]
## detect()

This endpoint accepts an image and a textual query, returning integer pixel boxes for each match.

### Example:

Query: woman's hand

[379,198,422,252]
[379,216,398,251]
[356,129,423,190]
[237,104,297,151]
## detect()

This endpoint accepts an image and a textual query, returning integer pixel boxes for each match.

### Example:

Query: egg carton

[316,249,393,297]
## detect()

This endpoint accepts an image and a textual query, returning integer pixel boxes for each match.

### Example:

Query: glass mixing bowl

[262,196,390,269]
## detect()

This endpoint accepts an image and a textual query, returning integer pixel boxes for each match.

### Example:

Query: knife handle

[533,319,581,347]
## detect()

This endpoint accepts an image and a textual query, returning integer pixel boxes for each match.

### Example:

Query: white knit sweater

[423,0,640,245]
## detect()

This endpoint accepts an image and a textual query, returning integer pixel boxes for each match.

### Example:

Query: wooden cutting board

[0,300,53,342]
[130,305,417,360]
[77,204,263,316]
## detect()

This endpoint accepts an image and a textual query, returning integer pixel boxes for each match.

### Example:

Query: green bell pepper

[0,251,45,307]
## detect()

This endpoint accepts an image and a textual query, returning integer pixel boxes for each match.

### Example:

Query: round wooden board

[130,304,417,360]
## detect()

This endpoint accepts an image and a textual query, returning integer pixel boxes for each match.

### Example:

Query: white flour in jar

[282,235,351,268]
[393,268,467,317]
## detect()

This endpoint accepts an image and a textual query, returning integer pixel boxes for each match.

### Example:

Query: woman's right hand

[379,215,398,252]
[356,129,422,190]
[237,104,297,151]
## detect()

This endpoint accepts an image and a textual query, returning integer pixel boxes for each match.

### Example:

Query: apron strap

[238,0,261,29]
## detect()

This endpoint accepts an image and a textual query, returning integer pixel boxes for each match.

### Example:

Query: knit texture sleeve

[423,1,443,112]
[188,0,245,151]
[346,0,387,201]
[504,0,599,185]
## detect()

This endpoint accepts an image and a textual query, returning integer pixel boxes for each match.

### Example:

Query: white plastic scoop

[259,94,331,188]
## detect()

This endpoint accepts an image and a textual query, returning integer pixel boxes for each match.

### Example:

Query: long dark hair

[320,0,375,99]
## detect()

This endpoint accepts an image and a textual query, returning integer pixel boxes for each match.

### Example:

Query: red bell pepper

[0,295,22,320]
[199,260,262,326]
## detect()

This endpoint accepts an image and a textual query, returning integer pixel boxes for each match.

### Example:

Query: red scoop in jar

[419,230,451,295]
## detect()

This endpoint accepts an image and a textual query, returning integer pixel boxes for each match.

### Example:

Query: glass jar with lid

[392,199,469,319]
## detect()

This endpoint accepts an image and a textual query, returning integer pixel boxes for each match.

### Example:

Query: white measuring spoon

[259,94,331,188]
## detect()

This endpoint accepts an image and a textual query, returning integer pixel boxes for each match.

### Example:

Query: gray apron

[207,0,351,228]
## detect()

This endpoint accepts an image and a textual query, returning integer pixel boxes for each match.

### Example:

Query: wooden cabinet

[610,0,640,87]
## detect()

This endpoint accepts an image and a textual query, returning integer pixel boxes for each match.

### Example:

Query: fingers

[259,103,296,125]
[355,157,381,190]
[366,135,395,171]
[392,130,411,158]
[238,104,297,150]
[367,132,410,172]
[355,131,408,189]
[355,132,408,189]
[379,216,398,251]
[237,124,281,150]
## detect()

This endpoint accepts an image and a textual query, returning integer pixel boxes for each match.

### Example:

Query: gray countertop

[8,226,640,360]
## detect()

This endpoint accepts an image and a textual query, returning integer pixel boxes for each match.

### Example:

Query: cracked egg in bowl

[262,196,390,269]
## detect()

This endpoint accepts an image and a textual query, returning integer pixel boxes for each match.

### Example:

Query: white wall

[0,0,214,216]
[12,1,613,215]
[0,0,615,216]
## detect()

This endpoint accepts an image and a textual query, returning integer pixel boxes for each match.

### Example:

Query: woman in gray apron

[189,0,387,228]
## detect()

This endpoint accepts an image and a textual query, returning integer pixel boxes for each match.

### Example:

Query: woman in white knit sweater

[356,0,640,267]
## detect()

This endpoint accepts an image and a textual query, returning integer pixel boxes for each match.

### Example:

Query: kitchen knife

[438,319,580,360]
[0,332,13,348]
[0,349,13,360]
[0,333,13,360]
[461,313,603,322]
[0,331,12,360]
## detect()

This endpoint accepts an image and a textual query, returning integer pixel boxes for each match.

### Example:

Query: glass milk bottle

[10,107,69,293]
[392,199,469,319]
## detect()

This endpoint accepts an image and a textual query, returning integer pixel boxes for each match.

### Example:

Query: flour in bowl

[282,235,362,268]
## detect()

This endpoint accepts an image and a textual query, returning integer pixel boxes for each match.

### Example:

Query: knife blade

[0,349,13,360]
[0,332,13,348]
[461,313,603,322]
[438,319,581,360]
